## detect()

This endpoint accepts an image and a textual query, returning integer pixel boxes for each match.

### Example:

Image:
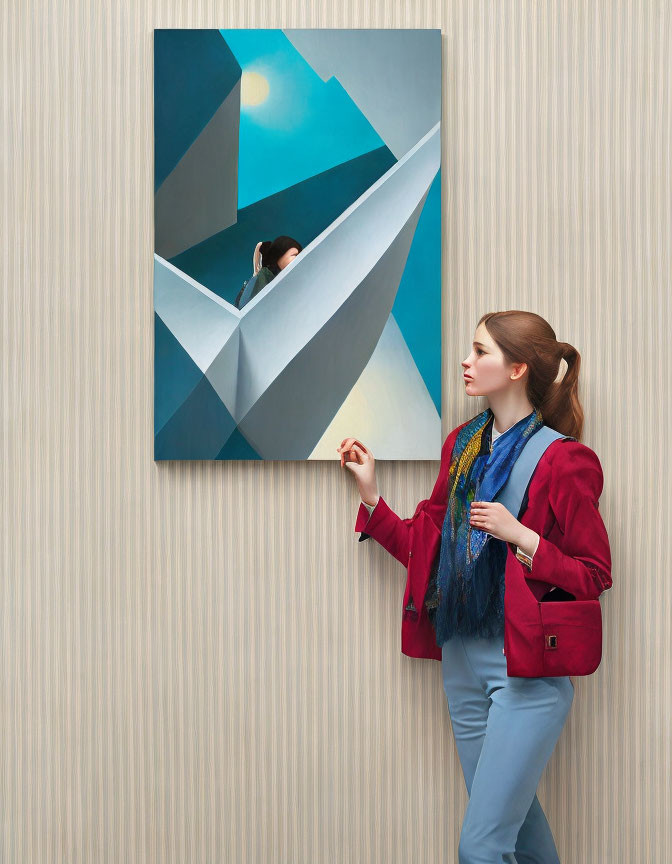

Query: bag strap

[495,426,573,518]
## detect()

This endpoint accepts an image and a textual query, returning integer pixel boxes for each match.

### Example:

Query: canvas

[153,28,442,460]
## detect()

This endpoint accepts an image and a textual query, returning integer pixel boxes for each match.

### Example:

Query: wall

[2,2,670,861]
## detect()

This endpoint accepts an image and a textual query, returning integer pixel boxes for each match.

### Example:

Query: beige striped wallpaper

[2,2,670,862]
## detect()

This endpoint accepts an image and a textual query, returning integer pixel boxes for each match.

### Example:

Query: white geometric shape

[153,256,238,373]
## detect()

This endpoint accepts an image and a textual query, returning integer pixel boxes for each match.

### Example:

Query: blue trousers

[441,633,574,864]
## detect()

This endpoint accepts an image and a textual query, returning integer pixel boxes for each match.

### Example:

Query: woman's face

[277,247,300,270]
[461,322,526,396]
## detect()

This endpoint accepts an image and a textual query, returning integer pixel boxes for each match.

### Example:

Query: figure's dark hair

[477,310,584,440]
[259,236,303,275]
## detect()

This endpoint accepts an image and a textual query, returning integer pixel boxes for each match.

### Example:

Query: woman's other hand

[336,438,379,506]
[469,501,526,545]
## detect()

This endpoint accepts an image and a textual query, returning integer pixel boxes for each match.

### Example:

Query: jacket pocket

[539,599,603,676]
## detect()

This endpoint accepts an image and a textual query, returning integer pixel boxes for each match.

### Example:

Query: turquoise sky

[219,29,388,209]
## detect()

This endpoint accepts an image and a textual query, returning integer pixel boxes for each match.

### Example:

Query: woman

[337,310,612,863]
[234,235,303,310]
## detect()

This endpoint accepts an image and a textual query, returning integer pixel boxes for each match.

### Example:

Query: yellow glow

[240,71,270,106]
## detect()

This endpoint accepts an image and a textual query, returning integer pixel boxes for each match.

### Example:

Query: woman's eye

[476,348,484,355]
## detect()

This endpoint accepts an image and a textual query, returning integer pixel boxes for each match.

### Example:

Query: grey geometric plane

[154,122,440,458]
[284,29,441,160]
[154,77,241,259]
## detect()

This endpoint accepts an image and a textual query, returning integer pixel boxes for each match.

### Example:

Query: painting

[153,28,442,460]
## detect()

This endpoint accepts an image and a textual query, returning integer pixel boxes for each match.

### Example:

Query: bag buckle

[545,634,558,649]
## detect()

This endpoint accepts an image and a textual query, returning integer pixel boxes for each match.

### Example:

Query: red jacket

[354,420,613,676]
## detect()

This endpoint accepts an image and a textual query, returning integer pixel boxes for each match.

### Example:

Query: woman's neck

[488,400,535,435]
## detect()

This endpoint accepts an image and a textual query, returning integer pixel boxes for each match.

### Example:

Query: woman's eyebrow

[473,341,487,348]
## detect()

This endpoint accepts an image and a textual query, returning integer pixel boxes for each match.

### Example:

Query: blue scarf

[429,406,544,645]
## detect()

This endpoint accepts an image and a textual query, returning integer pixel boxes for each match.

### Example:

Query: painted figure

[235,235,303,310]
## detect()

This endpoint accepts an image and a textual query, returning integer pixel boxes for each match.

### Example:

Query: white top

[490,420,505,443]
[360,415,541,561]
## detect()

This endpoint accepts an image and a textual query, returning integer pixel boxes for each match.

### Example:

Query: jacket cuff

[528,535,600,599]
[355,495,387,536]
[514,532,540,566]
[354,494,415,566]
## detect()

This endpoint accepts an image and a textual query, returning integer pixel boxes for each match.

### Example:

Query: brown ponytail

[477,311,584,441]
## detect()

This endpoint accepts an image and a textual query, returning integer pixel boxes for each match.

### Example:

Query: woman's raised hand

[336,438,379,505]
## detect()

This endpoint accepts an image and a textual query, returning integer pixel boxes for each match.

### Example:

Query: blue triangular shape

[215,426,262,460]
[154,374,236,460]
[154,312,204,436]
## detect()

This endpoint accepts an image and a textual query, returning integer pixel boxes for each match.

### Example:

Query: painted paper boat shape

[154,122,440,459]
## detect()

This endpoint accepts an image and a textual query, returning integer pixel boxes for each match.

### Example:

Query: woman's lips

[463,375,473,380]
